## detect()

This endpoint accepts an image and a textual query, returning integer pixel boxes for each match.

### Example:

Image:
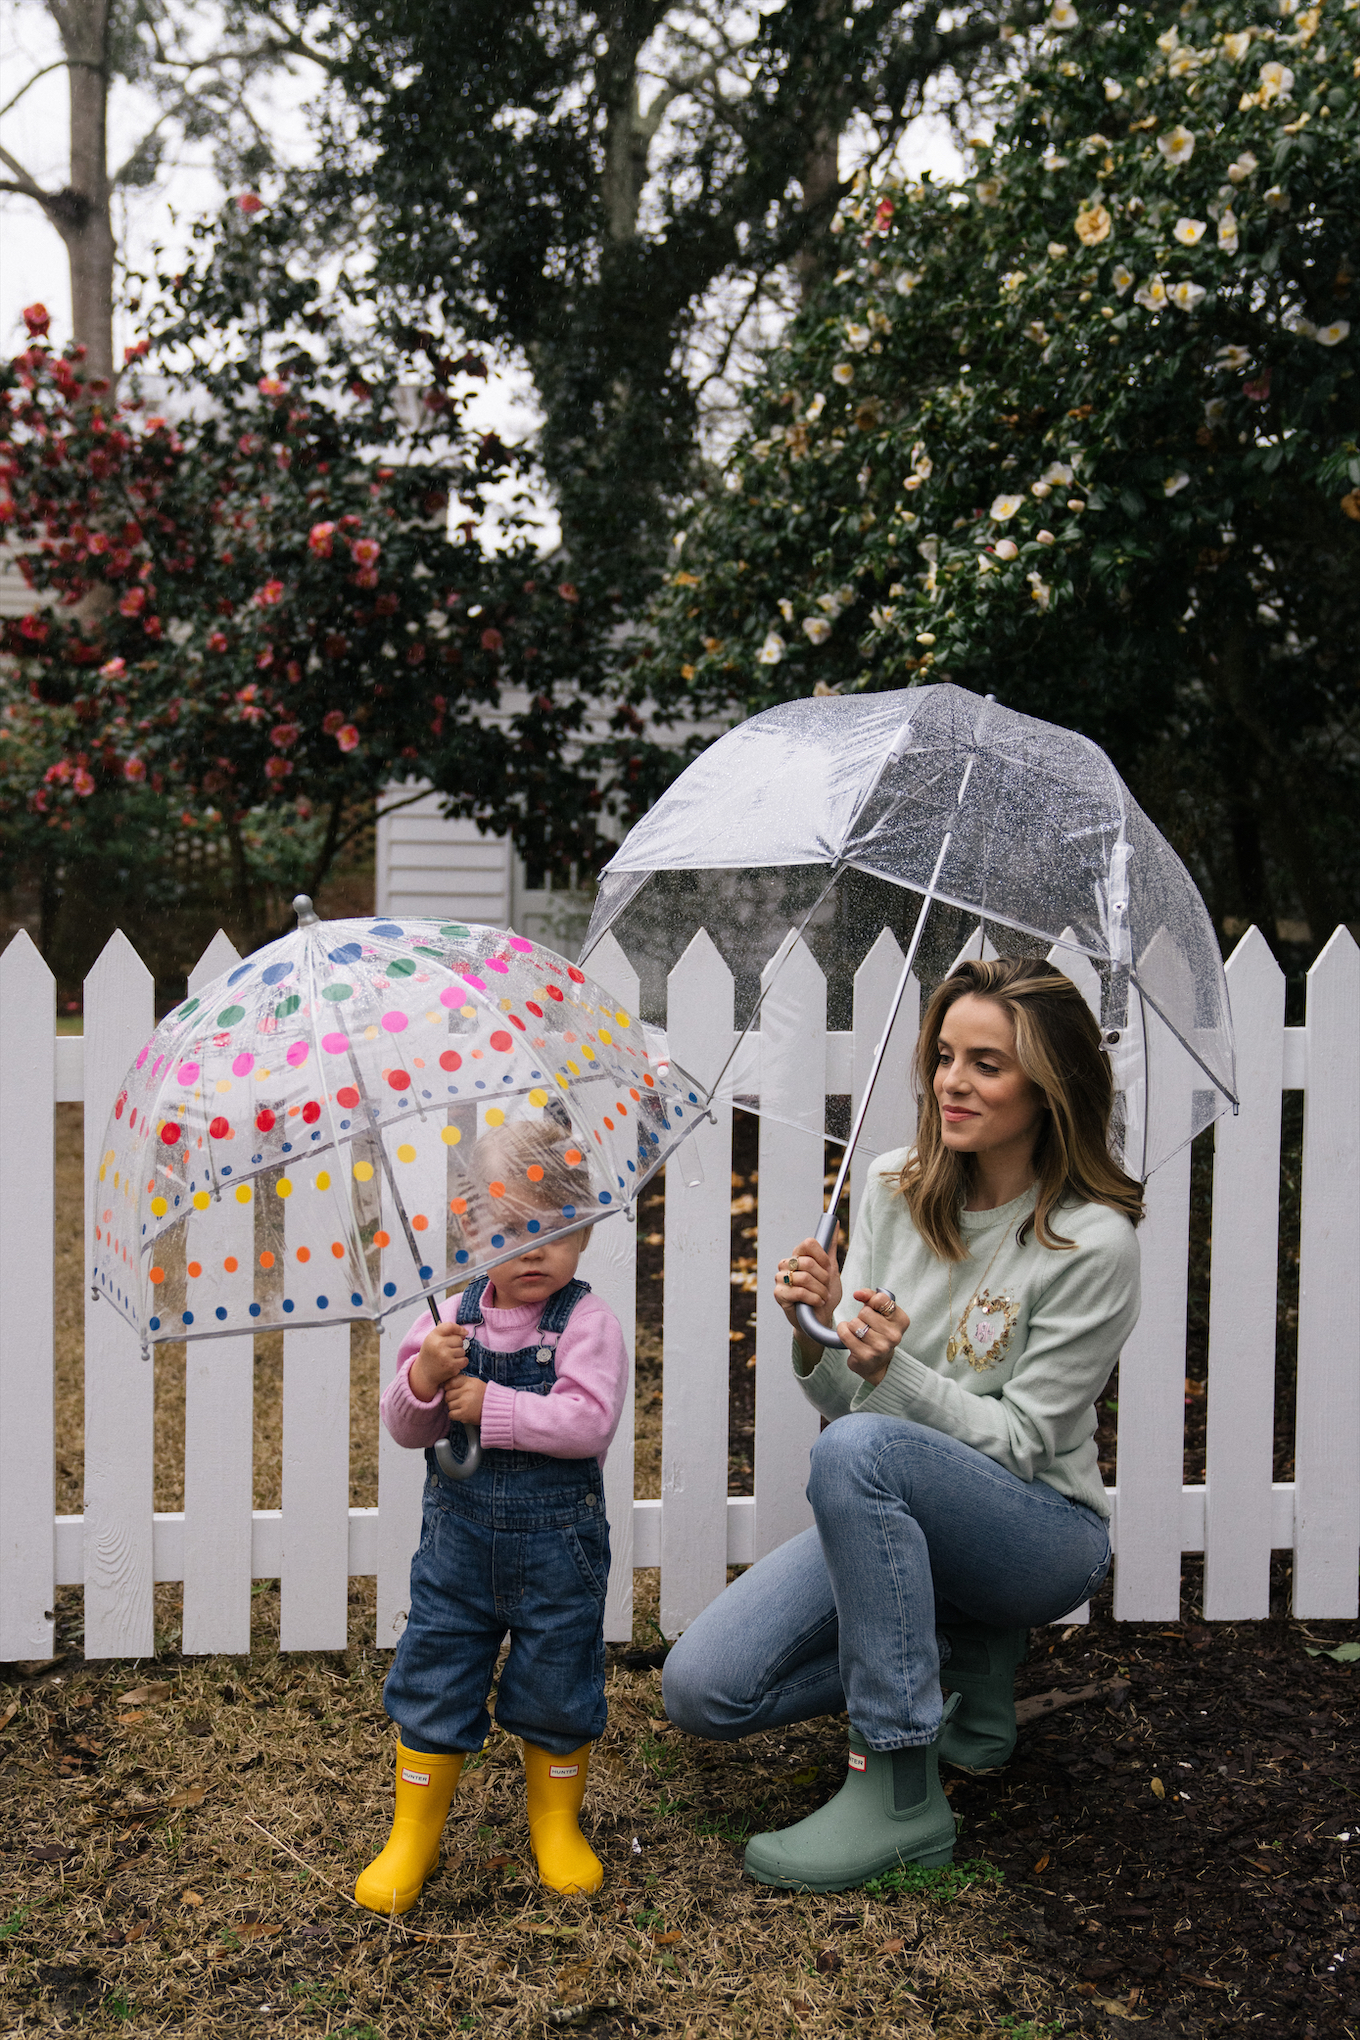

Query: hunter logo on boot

[400,1768,431,1786]
[549,1763,580,1778]
[848,1752,867,1772]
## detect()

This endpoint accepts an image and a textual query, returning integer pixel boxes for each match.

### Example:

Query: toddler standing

[355,1125,628,1911]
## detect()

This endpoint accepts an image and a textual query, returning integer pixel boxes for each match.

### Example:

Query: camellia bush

[650,0,1360,941]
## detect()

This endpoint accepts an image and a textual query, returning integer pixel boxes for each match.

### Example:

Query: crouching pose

[663,958,1143,1893]
[356,1126,627,1913]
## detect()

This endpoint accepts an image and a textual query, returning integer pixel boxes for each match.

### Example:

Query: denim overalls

[382,1275,611,1759]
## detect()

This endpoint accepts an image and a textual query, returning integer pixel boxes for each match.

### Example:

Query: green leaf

[1305,1641,1360,1663]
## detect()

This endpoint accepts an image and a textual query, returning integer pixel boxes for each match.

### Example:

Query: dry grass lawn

[2,1109,1087,2040]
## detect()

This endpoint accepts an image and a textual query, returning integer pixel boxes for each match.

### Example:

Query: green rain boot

[937,1622,1029,1774]
[742,1696,960,1894]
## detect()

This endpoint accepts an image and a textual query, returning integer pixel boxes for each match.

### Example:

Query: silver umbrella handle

[795,1208,848,1351]
[434,1426,483,1482]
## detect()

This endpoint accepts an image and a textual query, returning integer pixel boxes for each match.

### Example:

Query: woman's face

[932,994,1047,1165]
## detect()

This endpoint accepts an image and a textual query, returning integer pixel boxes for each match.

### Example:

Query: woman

[662,957,1142,1892]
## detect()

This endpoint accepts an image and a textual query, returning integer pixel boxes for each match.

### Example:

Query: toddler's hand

[408,1317,468,1404]
[444,1373,487,1427]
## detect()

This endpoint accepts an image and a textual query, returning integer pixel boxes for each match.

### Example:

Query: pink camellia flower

[19,614,49,642]
[236,193,264,215]
[124,755,147,782]
[1243,368,1272,402]
[557,581,578,602]
[207,630,229,653]
[123,340,150,363]
[100,657,127,680]
[322,709,344,734]
[353,566,379,588]
[119,587,146,616]
[480,627,504,653]
[254,579,285,607]
[143,615,163,639]
[44,760,72,784]
[350,538,381,567]
[336,723,360,752]
[308,521,336,557]
[72,766,95,797]
[270,722,300,749]
[875,197,895,234]
[258,376,286,398]
[265,754,293,780]
[23,303,50,338]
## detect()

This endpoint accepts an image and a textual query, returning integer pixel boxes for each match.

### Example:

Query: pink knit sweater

[379,1283,629,1464]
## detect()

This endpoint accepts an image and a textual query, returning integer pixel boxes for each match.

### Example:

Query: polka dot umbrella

[93,899,706,1376]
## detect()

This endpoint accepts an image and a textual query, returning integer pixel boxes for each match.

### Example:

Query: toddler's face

[485,1224,585,1309]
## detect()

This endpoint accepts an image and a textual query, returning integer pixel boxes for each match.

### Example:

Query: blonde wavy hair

[893,956,1144,1262]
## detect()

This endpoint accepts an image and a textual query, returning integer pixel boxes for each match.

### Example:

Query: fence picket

[376,1125,443,1649]
[1293,928,1360,1617]
[181,933,254,1656]
[1203,929,1284,1620]
[849,932,918,1233]
[581,932,640,1644]
[660,932,735,1638]
[754,937,826,1562]
[0,933,56,1660]
[82,933,157,1658]
[280,1154,351,1651]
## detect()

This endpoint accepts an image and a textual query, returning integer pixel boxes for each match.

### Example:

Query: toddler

[355,1123,629,1911]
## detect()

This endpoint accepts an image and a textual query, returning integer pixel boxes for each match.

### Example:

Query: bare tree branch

[0,142,51,202]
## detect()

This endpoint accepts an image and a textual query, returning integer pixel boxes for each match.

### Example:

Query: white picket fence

[0,919,1357,1665]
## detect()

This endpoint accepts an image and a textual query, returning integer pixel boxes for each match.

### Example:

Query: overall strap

[536,1276,592,1337]
[455,1275,491,1328]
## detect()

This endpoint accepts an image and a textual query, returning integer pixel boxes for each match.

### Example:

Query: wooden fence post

[280,1155,351,1653]
[849,931,918,1232]
[0,933,57,1661]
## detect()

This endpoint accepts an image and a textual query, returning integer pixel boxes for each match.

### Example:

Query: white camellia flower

[1157,125,1196,165]
[1156,26,1179,50]
[1027,573,1052,610]
[1049,1,1078,25]
[1227,151,1258,182]
[1204,398,1228,426]
[1000,270,1028,293]
[1223,30,1252,61]
[1024,320,1049,344]
[1316,321,1351,347]
[1031,480,1053,498]
[817,592,843,617]
[994,538,1019,560]
[1169,49,1198,77]
[976,179,1003,206]
[977,553,996,575]
[1216,343,1251,369]
[778,597,795,622]
[1112,263,1135,295]
[1217,211,1239,253]
[805,392,827,421]
[990,493,1025,521]
[844,322,872,352]
[1171,281,1207,311]
[1258,59,1294,101]
[1164,472,1191,496]
[832,362,855,385]
[1104,77,1124,99]
[870,604,897,626]
[1135,276,1169,310]
[833,267,856,285]
[1035,529,1056,545]
[1265,186,1291,212]
[1286,312,1317,338]
[910,444,933,479]
[1041,150,1069,172]
[904,475,924,491]
[1041,461,1074,486]
[1047,240,1068,260]
[757,632,785,665]
[1174,217,1208,245]
[895,270,923,295]
[803,616,833,644]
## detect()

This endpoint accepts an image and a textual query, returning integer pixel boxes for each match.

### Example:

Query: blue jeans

[663,1415,1111,1752]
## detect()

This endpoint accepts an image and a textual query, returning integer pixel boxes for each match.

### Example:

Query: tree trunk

[48,0,115,379]
[597,1,659,243]
[793,127,840,295]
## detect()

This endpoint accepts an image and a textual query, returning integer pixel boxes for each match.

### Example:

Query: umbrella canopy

[583,683,1235,1182]
[93,910,706,1351]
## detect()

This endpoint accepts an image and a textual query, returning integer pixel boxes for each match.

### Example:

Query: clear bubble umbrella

[92,901,707,1472]
[582,683,1237,1350]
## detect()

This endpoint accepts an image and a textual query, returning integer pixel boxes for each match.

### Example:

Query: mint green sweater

[793,1150,1140,1519]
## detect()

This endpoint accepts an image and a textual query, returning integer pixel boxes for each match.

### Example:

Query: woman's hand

[444,1372,487,1427]
[775,1230,843,1361]
[837,1289,911,1388]
[408,1318,469,1404]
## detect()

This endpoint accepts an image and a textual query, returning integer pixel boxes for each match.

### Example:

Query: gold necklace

[946,1224,1010,1366]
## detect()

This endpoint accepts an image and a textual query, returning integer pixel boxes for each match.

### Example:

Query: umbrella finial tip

[293,893,319,926]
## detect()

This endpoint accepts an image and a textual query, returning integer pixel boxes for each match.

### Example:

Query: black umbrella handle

[434,1426,483,1482]
[795,1209,848,1351]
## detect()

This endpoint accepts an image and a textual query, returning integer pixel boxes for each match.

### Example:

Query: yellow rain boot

[355,1743,464,1915]
[523,1742,602,1895]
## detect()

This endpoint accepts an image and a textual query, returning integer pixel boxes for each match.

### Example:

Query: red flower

[236,193,264,215]
[265,754,293,780]
[874,197,895,234]
[336,723,359,752]
[258,376,287,398]
[1244,369,1272,402]
[19,614,49,641]
[100,657,127,680]
[143,615,163,639]
[72,766,95,796]
[22,303,50,338]
[308,521,336,557]
[353,566,379,588]
[207,630,229,653]
[270,722,300,749]
[322,709,344,734]
[123,340,150,362]
[254,579,285,607]
[481,627,504,652]
[557,582,579,602]
[350,537,381,567]
[119,587,146,617]
[124,756,147,782]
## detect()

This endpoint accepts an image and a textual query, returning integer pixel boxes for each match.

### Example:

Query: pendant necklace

[946,1224,1010,1366]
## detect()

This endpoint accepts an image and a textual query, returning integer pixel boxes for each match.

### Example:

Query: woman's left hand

[837,1288,910,1388]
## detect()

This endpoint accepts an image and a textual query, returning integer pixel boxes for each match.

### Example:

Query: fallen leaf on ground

[164,1783,210,1809]
[1033,1853,1051,1873]
[1094,1995,1149,2018]
[0,1702,19,1731]
[878,1937,906,1955]
[235,1922,282,1940]
[116,1711,146,1726]
[1149,1778,1166,1800]
[651,1930,683,1945]
[1305,1641,1360,1663]
[484,1854,512,1871]
[27,1843,78,1864]
[124,1922,147,1945]
[180,1890,204,1906]
[118,1683,173,1705]
[815,1947,843,1974]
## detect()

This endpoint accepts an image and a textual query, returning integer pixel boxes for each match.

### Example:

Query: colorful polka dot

[397,1143,417,1163]
[315,1170,330,1191]
[489,1031,513,1053]
[151,1196,168,1217]
[331,1242,345,1259]
[259,1251,275,1270]
[382,1011,408,1033]
[387,1069,411,1091]
[234,1185,252,1205]
[484,1108,505,1129]
[440,1125,461,1146]
[192,1191,210,1211]
[232,1052,255,1077]
[287,1041,310,1069]
[440,1050,462,1072]
[374,1230,391,1249]
[353,1162,374,1182]
[276,1178,294,1198]
[412,1215,429,1232]
[224,1256,238,1273]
